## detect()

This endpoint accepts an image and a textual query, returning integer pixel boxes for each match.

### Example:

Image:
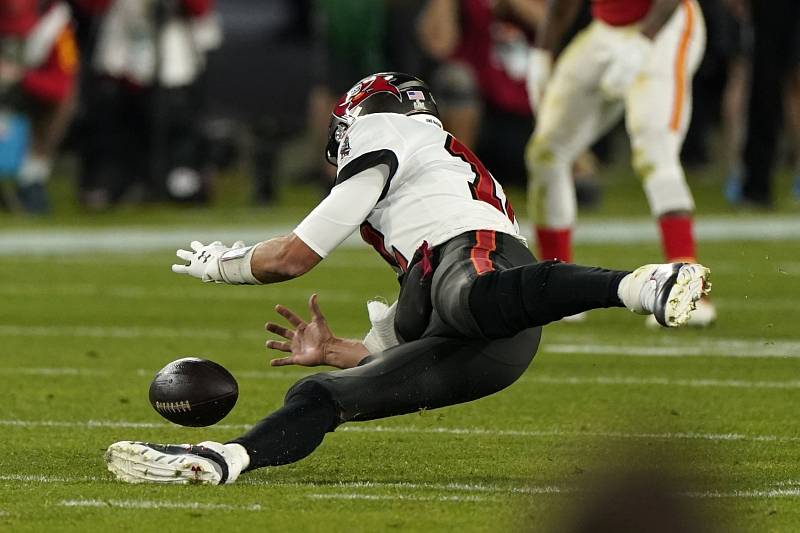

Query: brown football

[148,357,238,427]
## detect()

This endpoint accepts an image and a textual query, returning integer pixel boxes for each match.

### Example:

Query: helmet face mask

[325,72,440,166]
[325,116,350,166]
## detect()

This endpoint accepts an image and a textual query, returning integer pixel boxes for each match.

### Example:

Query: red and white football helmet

[325,72,440,165]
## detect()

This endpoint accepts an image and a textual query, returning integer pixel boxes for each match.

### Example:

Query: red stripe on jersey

[445,136,515,223]
[470,230,497,275]
[504,198,516,224]
[393,247,409,272]
[360,221,400,269]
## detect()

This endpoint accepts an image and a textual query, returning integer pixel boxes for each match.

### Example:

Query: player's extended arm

[265,294,369,369]
[248,234,322,283]
[172,166,386,285]
[170,236,321,285]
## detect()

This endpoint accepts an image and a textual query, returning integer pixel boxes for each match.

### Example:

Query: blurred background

[0,0,798,221]
[1,3,798,530]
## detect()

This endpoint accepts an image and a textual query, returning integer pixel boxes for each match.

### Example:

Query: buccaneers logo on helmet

[334,74,403,119]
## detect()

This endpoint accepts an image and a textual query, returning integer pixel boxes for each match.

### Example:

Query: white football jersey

[339,113,521,272]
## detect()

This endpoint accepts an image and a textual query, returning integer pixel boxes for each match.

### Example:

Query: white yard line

[687,488,800,499]
[1,474,560,497]
[306,493,493,502]
[243,480,566,496]
[2,322,799,358]
[0,474,102,483]
[1,418,798,444]
[337,425,800,444]
[0,216,797,256]
[525,375,800,389]
[58,499,263,511]
[3,475,799,502]
[541,342,800,358]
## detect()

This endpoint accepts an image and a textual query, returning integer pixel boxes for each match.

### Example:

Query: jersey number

[444,136,516,223]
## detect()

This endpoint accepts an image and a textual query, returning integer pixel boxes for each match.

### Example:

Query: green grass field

[1,169,799,532]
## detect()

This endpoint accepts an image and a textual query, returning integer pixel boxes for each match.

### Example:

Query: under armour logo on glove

[172,240,247,283]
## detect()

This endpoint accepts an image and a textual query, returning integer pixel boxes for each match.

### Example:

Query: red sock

[658,215,697,262]
[535,226,572,262]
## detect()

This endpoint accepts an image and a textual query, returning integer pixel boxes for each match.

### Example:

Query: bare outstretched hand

[265,293,334,367]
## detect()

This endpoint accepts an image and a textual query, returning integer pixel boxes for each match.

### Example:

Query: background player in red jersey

[525,0,716,326]
[0,0,77,213]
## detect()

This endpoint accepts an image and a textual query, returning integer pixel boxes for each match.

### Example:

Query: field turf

[1,171,799,532]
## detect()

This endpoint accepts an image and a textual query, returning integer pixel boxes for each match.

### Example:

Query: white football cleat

[646,296,717,328]
[620,263,711,328]
[105,440,246,485]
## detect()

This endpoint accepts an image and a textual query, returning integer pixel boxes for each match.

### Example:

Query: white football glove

[526,48,553,112]
[172,240,261,284]
[600,31,653,99]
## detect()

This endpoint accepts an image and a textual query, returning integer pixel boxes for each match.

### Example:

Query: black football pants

[230,231,628,470]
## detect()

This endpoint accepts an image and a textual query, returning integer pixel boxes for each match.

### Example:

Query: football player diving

[105,72,711,485]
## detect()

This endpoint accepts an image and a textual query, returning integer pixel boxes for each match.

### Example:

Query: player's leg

[626,0,704,253]
[429,231,710,340]
[229,331,541,471]
[469,260,711,336]
[624,0,715,326]
[106,330,541,484]
[104,232,711,485]
[526,21,625,263]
